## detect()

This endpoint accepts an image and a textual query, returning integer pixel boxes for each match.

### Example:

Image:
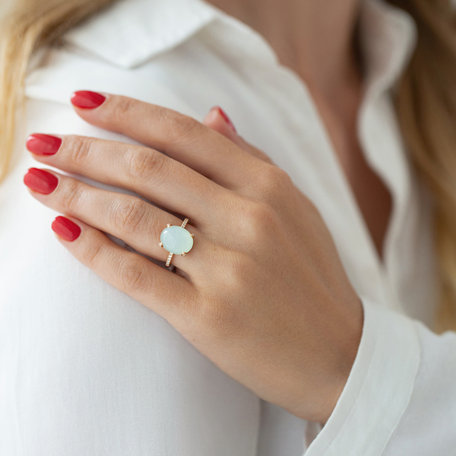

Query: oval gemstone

[160,225,194,255]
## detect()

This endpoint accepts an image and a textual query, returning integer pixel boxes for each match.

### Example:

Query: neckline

[201,0,416,282]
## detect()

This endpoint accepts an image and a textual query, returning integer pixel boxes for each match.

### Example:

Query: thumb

[203,106,274,164]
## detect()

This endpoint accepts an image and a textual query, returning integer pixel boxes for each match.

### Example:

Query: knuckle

[118,257,149,293]
[125,147,166,182]
[255,150,275,164]
[223,251,252,288]
[111,198,148,234]
[59,178,84,212]
[111,96,137,124]
[254,164,293,201]
[211,248,251,292]
[241,200,279,241]
[159,110,202,144]
[66,135,92,167]
[197,254,250,336]
[177,115,201,138]
[80,238,105,269]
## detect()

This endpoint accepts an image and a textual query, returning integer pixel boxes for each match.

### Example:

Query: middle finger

[26,134,231,226]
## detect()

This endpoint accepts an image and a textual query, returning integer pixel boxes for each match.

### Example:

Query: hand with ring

[23,90,364,424]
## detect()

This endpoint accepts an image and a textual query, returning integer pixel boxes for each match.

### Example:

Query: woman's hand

[23,90,363,424]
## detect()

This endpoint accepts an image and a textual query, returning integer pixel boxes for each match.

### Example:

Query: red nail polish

[215,106,237,132]
[23,168,58,194]
[51,216,81,241]
[71,90,106,109]
[26,134,62,156]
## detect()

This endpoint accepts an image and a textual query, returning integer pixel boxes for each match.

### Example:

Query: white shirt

[0,0,455,454]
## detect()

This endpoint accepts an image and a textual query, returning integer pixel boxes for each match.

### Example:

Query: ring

[159,217,195,268]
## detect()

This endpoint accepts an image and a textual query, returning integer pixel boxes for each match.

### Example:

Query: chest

[320,105,393,263]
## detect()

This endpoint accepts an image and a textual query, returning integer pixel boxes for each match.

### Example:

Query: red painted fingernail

[23,167,58,194]
[71,90,106,109]
[215,106,237,132]
[26,133,62,156]
[51,216,81,241]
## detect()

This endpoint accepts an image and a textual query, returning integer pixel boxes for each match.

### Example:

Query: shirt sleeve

[303,296,456,455]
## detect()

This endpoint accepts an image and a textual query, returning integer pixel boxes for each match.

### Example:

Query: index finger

[70,90,261,189]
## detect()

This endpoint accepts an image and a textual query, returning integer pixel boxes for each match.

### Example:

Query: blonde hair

[0,0,115,178]
[387,0,456,332]
[1,0,455,332]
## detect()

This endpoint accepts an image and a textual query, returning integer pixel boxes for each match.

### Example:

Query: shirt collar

[61,0,220,68]
[358,0,417,95]
[61,0,417,91]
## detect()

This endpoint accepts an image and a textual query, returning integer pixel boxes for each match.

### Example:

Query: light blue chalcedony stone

[160,225,194,255]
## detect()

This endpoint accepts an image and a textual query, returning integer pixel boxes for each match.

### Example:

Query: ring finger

[23,167,212,275]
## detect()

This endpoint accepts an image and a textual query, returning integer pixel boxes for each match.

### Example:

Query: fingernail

[26,133,62,156]
[51,216,81,241]
[23,167,58,194]
[214,106,237,132]
[71,90,106,109]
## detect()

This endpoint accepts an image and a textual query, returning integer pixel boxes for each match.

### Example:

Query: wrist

[320,296,364,424]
